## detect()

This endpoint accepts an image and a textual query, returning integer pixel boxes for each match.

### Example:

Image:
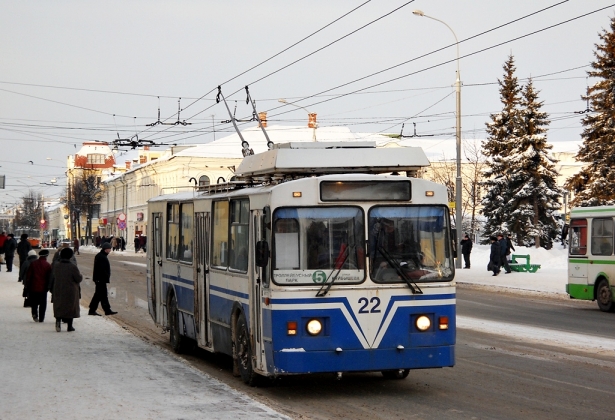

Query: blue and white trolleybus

[147,141,456,384]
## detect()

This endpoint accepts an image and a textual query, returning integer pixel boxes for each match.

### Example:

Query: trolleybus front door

[195,212,210,347]
[149,212,162,323]
[251,210,267,372]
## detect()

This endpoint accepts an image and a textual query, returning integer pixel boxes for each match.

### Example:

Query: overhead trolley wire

[266,2,615,123]
[265,0,573,118]
[147,3,608,145]
[136,1,375,141]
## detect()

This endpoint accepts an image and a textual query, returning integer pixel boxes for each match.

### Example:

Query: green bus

[567,206,615,312]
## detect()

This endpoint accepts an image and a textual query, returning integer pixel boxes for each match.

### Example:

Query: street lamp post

[413,10,463,269]
[278,99,318,141]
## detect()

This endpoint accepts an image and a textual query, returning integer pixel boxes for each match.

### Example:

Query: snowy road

[62,247,615,419]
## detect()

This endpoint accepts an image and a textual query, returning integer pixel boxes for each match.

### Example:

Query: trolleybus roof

[236,142,430,177]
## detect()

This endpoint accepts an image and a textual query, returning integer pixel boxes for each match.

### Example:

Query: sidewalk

[0,268,289,420]
[453,245,568,296]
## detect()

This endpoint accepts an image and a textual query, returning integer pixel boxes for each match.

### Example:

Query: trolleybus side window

[229,199,249,272]
[569,218,587,255]
[591,218,613,256]
[368,205,453,283]
[179,203,194,263]
[212,201,229,268]
[166,203,179,260]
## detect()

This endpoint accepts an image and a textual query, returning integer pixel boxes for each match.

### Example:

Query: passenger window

[166,203,179,260]
[212,201,229,267]
[179,203,194,263]
[591,218,613,256]
[230,199,250,272]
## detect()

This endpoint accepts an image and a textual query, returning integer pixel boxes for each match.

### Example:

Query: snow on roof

[173,125,394,159]
[75,142,114,158]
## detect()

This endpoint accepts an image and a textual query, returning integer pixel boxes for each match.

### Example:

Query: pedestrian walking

[73,237,80,255]
[19,249,38,282]
[88,242,118,316]
[498,233,512,274]
[20,249,38,307]
[25,249,52,323]
[51,247,82,332]
[139,235,146,253]
[0,231,7,271]
[506,233,516,262]
[460,234,473,269]
[4,233,17,273]
[489,236,501,276]
[134,235,140,253]
[120,236,126,251]
[17,233,32,272]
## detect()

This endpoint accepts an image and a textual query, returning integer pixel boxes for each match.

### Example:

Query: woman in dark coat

[52,247,82,332]
[489,236,501,276]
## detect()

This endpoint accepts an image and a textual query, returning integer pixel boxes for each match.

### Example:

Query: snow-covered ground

[454,242,569,295]
[0,267,289,420]
[2,243,609,418]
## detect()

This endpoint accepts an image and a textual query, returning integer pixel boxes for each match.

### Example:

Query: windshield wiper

[377,246,423,294]
[316,244,354,297]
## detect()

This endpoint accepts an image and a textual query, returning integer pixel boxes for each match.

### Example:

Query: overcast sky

[1,0,613,205]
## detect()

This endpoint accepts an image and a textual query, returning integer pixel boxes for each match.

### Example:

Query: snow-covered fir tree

[480,54,522,243]
[566,16,615,206]
[506,78,561,248]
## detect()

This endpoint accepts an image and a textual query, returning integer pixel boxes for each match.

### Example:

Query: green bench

[509,254,541,273]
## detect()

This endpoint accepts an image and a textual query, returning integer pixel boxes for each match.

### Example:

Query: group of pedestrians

[489,233,516,276]
[0,230,118,332]
[457,232,516,276]
[96,235,125,252]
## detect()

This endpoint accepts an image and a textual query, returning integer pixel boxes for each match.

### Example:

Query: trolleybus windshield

[369,205,453,283]
[272,207,365,286]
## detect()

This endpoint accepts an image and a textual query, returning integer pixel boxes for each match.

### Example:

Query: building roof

[173,125,395,159]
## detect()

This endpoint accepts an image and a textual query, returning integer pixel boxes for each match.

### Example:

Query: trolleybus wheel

[168,294,187,353]
[236,313,258,386]
[596,279,615,312]
[381,369,410,379]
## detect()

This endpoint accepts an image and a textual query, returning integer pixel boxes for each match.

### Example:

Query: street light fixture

[413,9,463,269]
[278,99,318,141]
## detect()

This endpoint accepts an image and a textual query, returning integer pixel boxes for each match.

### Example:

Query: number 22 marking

[358,297,381,313]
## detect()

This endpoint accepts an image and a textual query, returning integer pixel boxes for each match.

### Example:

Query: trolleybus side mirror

[255,241,269,267]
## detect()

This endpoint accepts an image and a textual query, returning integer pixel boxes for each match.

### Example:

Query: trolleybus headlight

[306,319,323,336]
[415,315,431,332]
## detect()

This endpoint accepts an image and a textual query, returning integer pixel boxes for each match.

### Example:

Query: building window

[87,154,105,165]
[140,155,147,164]
[199,175,210,187]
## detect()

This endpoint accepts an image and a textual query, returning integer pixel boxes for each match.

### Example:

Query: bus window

[272,207,364,281]
[368,205,453,283]
[569,218,587,255]
[166,203,179,260]
[212,201,229,268]
[230,199,249,272]
[591,218,613,256]
[179,203,194,263]
[274,218,299,269]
